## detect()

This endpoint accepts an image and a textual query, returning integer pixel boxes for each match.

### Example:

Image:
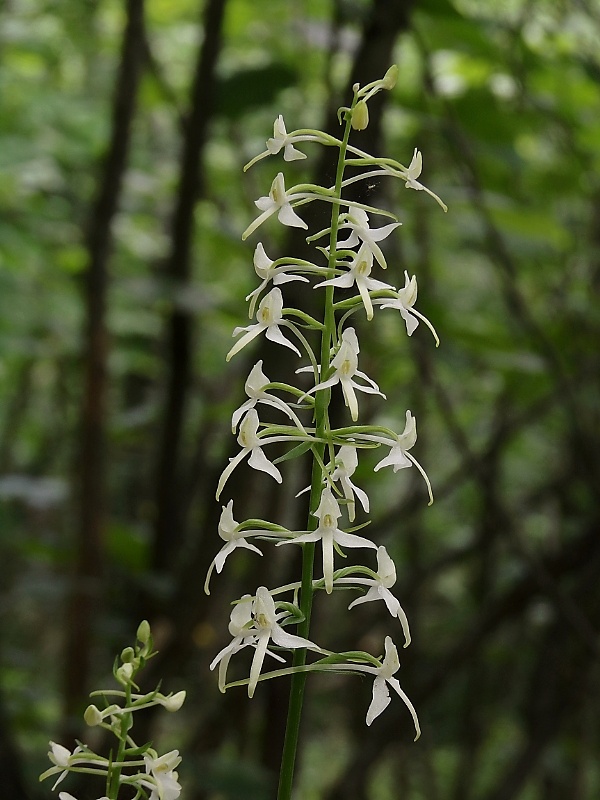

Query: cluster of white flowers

[207,66,446,742]
[40,622,185,800]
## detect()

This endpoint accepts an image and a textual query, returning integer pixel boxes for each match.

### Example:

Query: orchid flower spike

[227,287,301,361]
[376,271,439,345]
[315,242,394,320]
[330,445,369,522]
[246,242,309,317]
[278,487,377,593]
[298,327,385,421]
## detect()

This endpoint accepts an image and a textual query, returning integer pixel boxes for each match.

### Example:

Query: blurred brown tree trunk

[61,0,146,740]
[150,0,227,574]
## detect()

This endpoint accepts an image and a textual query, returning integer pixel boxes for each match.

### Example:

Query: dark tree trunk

[62,0,146,740]
[150,0,228,575]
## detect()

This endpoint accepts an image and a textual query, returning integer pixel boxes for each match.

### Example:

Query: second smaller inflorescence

[40,621,185,800]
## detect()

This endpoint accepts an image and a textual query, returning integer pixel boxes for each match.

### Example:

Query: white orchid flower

[342,148,447,212]
[217,408,300,498]
[227,287,301,362]
[142,750,182,800]
[204,500,266,593]
[210,595,260,691]
[375,271,439,345]
[267,115,308,160]
[246,242,310,316]
[47,742,87,790]
[211,588,321,697]
[299,327,385,422]
[246,587,322,697]
[338,546,411,646]
[231,360,306,434]
[402,148,447,211]
[315,242,394,320]
[330,445,369,522]
[362,410,433,505]
[314,637,420,736]
[362,637,420,735]
[278,488,377,593]
[244,115,324,170]
[334,208,400,270]
[242,173,308,239]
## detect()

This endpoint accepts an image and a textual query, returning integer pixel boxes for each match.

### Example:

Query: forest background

[1,0,599,798]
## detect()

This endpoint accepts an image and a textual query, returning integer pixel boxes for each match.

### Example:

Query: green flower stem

[107,681,133,799]
[277,96,356,800]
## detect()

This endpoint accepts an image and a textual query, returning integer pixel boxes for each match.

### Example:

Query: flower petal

[248,447,283,483]
[366,675,391,725]
[265,324,302,356]
[334,530,378,550]
[278,203,308,229]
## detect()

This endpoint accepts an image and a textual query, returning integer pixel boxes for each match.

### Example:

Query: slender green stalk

[277,99,355,800]
[107,682,132,799]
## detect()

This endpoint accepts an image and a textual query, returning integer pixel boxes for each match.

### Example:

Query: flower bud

[84,704,104,726]
[116,662,134,685]
[351,100,369,131]
[121,646,135,663]
[382,64,398,90]
[136,620,151,645]
[160,690,186,712]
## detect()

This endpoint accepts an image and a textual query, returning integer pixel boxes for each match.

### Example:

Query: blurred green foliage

[1,0,599,798]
